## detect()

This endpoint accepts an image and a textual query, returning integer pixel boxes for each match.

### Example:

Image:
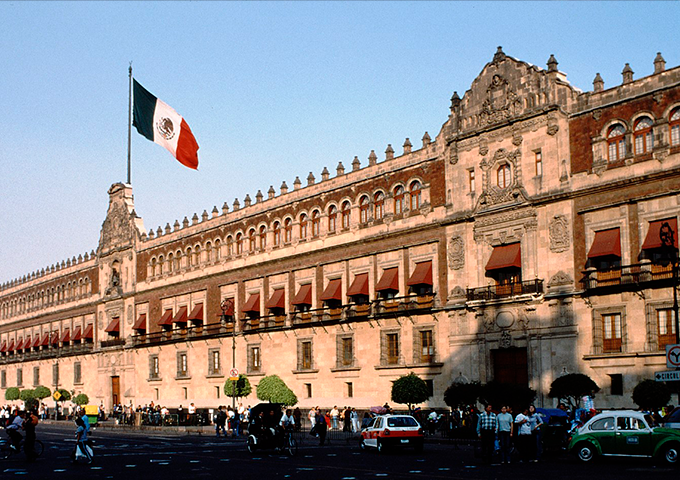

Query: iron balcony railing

[581,262,673,291]
[466,279,544,301]
[0,343,94,364]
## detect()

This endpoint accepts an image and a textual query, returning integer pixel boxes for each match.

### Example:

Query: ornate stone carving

[448,236,465,270]
[449,145,459,165]
[547,113,559,136]
[499,330,512,348]
[479,75,522,127]
[496,310,514,329]
[549,215,570,253]
[99,184,138,257]
[548,271,573,287]
[482,311,495,333]
[478,137,489,156]
[449,285,466,298]
[592,109,602,121]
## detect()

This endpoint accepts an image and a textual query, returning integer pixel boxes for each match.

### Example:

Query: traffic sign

[655,370,680,382]
[229,368,239,377]
[53,391,61,401]
[667,344,680,369]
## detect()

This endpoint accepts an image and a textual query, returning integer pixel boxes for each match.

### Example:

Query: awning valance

[242,293,261,313]
[407,261,433,286]
[320,278,342,301]
[105,317,120,333]
[188,304,203,322]
[7,339,15,352]
[60,329,70,343]
[51,332,60,345]
[587,229,621,258]
[132,314,147,331]
[15,338,24,350]
[83,325,94,340]
[291,284,312,306]
[347,273,369,297]
[31,335,41,348]
[641,218,678,250]
[265,289,286,310]
[0,342,5,353]
[376,268,399,292]
[41,333,50,346]
[72,326,82,341]
[157,309,174,326]
[486,243,522,270]
[173,306,188,324]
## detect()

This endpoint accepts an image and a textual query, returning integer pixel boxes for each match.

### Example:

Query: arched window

[236,233,243,255]
[214,239,221,261]
[284,218,293,243]
[607,123,626,161]
[175,251,181,270]
[249,228,256,252]
[259,226,267,249]
[374,192,384,220]
[670,108,680,147]
[311,210,320,237]
[497,165,511,189]
[193,245,200,265]
[273,221,281,246]
[359,196,369,223]
[168,253,174,272]
[226,236,233,256]
[205,242,212,263]
[158,255,164,275]
[299,214,308,239]
[394,186,404,215]
[328,205,337,233]
[409,181,421,210]
[342,201,351,229]
[634,117,654,155]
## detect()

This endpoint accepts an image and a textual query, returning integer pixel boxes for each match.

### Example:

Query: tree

[548,373,600,410]
[444,381,482,409]
[391,372,430,412]
[54,388,72,402]
[20,389,39,410]
[256,375,298,406]
[632,380,671,411]
[224,374,253,399]
[34,385,51,400]
[73,393,90,406]
[5,387,20,401]
[479,381,536,411]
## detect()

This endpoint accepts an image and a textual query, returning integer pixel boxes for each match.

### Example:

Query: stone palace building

[1,48,679,410]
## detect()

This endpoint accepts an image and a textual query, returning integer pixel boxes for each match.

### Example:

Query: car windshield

[645,414,657,428]
[387,417,418,427]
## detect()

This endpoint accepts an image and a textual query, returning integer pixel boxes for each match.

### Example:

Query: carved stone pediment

[98,183,139,257]
[473,208,537,246]
[476,148,530,211]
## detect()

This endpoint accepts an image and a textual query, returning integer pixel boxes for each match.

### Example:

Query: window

[149,355,160,380]
[248,345,261,373]
[346,382,354,398]
[497,164,511,188]
[209,349,221,375]
[337,335,354,368]
[284,218,293,243]
[299,214,308,239]
[273,222,281,246]
[590,417,615,431]
[226,236,233,256]
[535,151,543,177]
[249,228,256,252]
[173,251,181,270]
[341,201,351,229]
[328,206,337,233]
[374,192,384,220]
[298,339,313,370]
[425,379,434,398]
[468,170,475,193]
[311,210,320,237]
[394,186,404,214]
[671,108,680,146]
[359,196,369,223]
[381,331,400,365]
[419,330,434,363]
[609,374,623,396]
[0,371,5,389]
[74,362,82,384]
[214,240,221,261]
[17,367,23,387]
[259,226,267,250]
[409,181,421,210]
[607,124,626,161]
[167,253,174,272]
[33,366,39,386]
[177,352,189,378]
[602,313,622,353]
[634,117,654,154]
[658,308,676,350]
[236,233,243,255]
[52,364,58,386]
[305,383,312,398]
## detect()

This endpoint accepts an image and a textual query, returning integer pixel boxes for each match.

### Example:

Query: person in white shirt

[515,408,534,463]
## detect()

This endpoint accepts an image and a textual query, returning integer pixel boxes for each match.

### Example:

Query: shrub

[224,374,252,398]
[72,393,90,406]
[391,372,430,411]
[5,387,20,401]
[548,373,600,409]
[256,375,298,406]
[34,385,51,400]
[632,380,671,411]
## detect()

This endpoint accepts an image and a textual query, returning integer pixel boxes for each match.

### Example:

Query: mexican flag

[132,79,199,170]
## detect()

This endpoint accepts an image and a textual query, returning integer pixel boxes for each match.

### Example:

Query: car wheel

[360,438,367,451]
[575,443,596,462]
[377,440,385,454]
[247,436,256,454]
[662,444,680,464]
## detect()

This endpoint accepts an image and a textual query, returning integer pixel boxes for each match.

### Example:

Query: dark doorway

[492,347,528,386]
[111,376,120,406]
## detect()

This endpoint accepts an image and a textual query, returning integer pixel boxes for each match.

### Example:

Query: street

[2,424,679,479]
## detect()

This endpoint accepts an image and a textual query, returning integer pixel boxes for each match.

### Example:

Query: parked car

[535,408,570,451]
[568,410,680,464]
[360,414,424,453]
[662,407,680,429]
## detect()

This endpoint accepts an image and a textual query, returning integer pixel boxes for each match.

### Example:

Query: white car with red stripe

[360,414,424,453]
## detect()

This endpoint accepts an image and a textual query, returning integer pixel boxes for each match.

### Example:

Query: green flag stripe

[132,79,157,142]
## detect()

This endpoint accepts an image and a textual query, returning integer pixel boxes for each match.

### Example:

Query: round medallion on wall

[495,311,514,329]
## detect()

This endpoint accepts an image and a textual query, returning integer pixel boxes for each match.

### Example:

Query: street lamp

[659,221,680,345]
[220,299,237,412]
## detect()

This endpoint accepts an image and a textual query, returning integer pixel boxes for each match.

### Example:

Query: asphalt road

[2,424,679,479]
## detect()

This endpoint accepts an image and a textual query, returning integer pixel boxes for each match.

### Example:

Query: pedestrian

[316,409,328,445]
[293,407,302,432]
[308,406,316,429]
[477,404,497,464]
[6,410,24,451]
[330,406,339,430]
[188,403,197,425]
[72,416,93,464]
[351,408,360,433]
[23,408,39,461]
[496,405,513,464]
[343,406,351,432]
[515,407,534,463]
[215,406,225,437]
[232,407,241,437]
[528,405,543,462]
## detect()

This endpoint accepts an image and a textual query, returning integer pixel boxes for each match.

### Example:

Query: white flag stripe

[152,98,183,158]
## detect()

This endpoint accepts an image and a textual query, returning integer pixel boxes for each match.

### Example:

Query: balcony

[100,338,126,348]
[466,279,543,301]
[581,262,673,293]
[0,343,94,364]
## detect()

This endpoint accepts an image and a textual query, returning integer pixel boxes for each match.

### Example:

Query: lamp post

[220,299,237,412]
[660,222,680,345]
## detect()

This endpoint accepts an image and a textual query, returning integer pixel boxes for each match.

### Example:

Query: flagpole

[127,63,132,185]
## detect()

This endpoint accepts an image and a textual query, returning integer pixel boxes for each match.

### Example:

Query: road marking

[91,467,102,470]
[409,471,422,474]
[125,465,136,468]
[438,468,450,471]
[53,470,67,473]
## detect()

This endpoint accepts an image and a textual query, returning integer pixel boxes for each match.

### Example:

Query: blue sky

[0,1,678,283]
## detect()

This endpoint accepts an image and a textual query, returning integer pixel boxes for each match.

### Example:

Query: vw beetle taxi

[360,414,424,453]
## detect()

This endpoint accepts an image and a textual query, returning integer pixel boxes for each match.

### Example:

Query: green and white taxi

[568,410,680,464]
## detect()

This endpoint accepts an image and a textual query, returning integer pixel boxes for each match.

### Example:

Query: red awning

[486,243,522,270]
[291,284,312,306]
[83,325,93,340]
[587,229,621,258]
[105,317,120,333]
[157,309,174,326]
[242,293,261,313]
[188,304,203,322]
[0,342,5,353]
[132,314,147,331]
[24,337,31,349]
[173,306,188,324]
[641,218,678,250]
[7,339,15,352]
[220,299,235,316]
[320,278,342,301]
[72,326,82,341]
[266,289,286,310]
[407,261,433,286]
[41,332,50,346]
[15,338,24,350]
[32,335,41,348]
[51,331,60,345]
[60,329,70,343]
[376,268,399,292]
[347,273,369,296]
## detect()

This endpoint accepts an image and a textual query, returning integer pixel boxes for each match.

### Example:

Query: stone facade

[1,48,680,411]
